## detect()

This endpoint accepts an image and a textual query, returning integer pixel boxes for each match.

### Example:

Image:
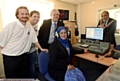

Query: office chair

[38,52,55,81]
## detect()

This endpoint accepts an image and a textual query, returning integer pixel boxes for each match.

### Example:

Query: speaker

[81,34,86,39]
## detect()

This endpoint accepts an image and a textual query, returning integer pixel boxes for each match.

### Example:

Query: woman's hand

[84,48,88,53]
[41,48,48,53]
[67,64,74,70]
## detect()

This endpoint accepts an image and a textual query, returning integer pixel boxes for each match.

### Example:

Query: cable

[95,54,99,63]
[95,54,99,80]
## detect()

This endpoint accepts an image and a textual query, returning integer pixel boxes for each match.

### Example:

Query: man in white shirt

[27,10,40,79]
[0,6,48,78]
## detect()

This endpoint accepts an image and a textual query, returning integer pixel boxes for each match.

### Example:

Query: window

[0,0,54,29]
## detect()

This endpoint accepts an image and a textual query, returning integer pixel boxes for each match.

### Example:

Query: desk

[75,53,117,81]
[75,53,117,66]
[74,45,117,81]
[75,44,116,66]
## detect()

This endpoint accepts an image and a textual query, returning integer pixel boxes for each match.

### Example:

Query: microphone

[75,25,79,36]
[74,12,79,36]
[75,29,79,36]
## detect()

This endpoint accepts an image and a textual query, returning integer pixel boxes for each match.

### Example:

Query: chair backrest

[115,45,120,50]
[38,52,49,75]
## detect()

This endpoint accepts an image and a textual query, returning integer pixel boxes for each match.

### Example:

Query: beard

[19,17,29,22]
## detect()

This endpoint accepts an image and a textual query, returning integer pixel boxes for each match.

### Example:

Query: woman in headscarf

[48,26,87,81]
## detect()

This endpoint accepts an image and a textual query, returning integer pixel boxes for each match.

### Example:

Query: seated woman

[48,26,87,81]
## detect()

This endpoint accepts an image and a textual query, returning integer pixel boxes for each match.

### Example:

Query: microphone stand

[74,12,79,36]
[95,54,99,63]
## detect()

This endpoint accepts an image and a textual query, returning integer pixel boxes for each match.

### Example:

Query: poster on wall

[58,9,69,20]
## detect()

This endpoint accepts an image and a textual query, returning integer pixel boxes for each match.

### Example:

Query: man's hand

[0,46,3,49]
[98,24,105,29]
[41,48,48,53]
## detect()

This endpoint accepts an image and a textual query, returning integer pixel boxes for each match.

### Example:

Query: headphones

[55,28,70,38]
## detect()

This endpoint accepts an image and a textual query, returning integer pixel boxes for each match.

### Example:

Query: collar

[27,21,38,28]
[17,20,27,28]
[106,18,109,24]
[52,20,58,25]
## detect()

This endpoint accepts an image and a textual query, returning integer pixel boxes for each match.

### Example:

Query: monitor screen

[85,27,103,40]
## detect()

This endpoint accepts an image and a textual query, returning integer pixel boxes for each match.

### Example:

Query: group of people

[0,6,86,80]
[0,5,117,81]
[0,6,48,79]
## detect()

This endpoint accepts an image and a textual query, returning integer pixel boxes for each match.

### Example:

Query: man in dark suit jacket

[38,9,64,50]
[97,11,117,47]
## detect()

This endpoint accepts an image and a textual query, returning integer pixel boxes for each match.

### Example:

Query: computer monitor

[85,27,103,40]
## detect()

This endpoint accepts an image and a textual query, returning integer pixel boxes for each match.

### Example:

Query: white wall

[49,0,76,21]
[0,0,76,30]
[0,0,3,31]
[0,9,3,31]
[0,0,54,29]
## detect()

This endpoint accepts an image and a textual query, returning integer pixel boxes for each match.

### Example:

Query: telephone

[110,50,120,59]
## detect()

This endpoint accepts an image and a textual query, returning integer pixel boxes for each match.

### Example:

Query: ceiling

[58,0,94,5]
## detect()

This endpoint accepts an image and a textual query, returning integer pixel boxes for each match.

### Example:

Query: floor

[36,67,46,81]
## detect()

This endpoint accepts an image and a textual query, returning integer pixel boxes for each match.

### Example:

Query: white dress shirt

[0,20,38,56]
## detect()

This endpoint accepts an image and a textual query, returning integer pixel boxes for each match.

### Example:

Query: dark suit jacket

[38,19,64,49]
[48,39,84,81]
[97,18,117,46]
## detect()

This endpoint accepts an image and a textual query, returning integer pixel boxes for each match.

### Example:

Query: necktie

[103,22,106,26]
[54,23,57,30]
[48,23,57,43]
[53,23,57,37]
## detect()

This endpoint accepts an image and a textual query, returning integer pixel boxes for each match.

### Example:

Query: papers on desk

[100,73,120,81]
[98,58,120,81]
[110,58,120,75]
[80,44,89,48]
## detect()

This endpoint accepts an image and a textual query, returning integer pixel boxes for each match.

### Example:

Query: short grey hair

[50,9,60,15]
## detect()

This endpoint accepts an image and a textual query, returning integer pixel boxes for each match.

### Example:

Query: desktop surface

[75,44,117,66]
[75,50,117,81]
[75,52,117,66]
[73,43,117,81]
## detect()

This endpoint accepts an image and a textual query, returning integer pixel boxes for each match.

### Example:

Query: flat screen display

[86,27,103,40]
